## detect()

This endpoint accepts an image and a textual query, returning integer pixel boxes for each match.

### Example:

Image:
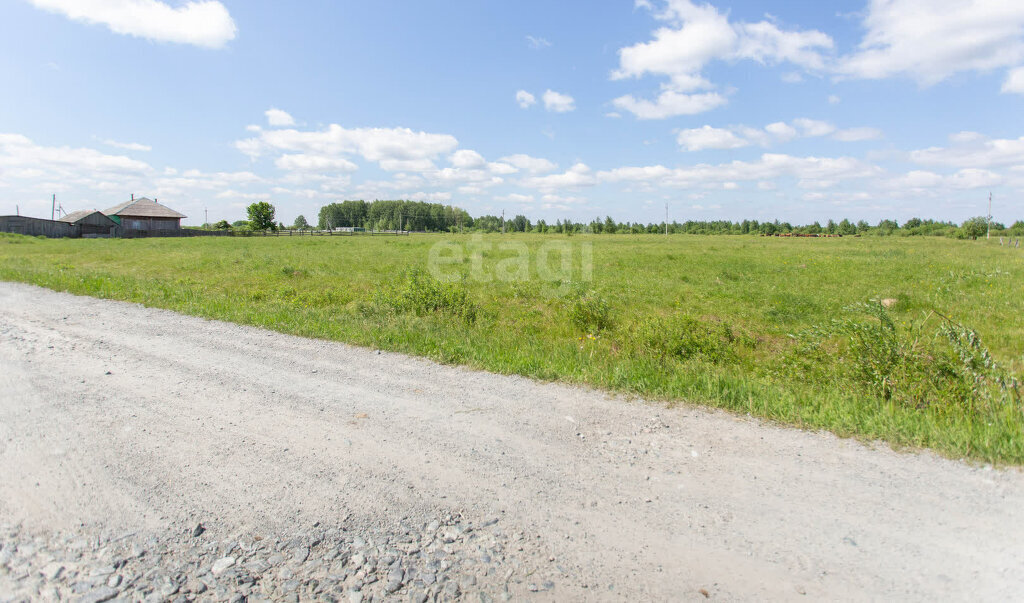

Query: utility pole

[51,194,56,221]
[205,208,209,229]
[987,192,992,240]
[501,209,505,234]
[665,203,669,236]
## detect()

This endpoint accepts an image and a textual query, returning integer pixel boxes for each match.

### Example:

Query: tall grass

[2,233,1022,463]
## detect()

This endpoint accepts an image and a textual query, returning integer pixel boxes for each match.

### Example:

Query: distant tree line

[318,200,473,232]
[218,199,1023,239]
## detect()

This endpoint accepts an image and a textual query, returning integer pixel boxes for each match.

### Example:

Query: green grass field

[3,232,1022,463]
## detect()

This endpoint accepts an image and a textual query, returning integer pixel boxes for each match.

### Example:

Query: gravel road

[1,281,1022,602]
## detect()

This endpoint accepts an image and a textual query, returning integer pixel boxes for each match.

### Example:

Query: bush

[630,314,740,364]
[377,268,478,323]
[567,290,612,333]
[782,301,1021,415]
[958,216,988,239]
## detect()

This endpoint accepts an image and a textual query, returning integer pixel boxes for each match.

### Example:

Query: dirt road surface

[1,282,1022,601]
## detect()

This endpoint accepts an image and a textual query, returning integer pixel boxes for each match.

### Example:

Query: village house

[103,196,186,231]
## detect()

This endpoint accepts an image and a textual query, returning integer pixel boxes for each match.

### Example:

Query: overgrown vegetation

[630,314,750,365]
[374,268,479,323]
[779,303,1022,420]
[567,289,612,333]
[1,234,1022,463]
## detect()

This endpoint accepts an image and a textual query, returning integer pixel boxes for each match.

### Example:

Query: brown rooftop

[103,197,186,219]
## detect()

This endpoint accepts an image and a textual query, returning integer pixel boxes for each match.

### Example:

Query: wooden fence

[231,229,410,237]
[0,216,82,238]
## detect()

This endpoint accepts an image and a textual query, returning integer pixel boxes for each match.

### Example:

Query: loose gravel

[2,282,1024,601]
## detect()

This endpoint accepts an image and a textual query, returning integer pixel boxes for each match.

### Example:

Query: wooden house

[103,197,186,231]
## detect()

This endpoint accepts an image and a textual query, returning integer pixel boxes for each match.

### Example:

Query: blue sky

[1,0,1023,226]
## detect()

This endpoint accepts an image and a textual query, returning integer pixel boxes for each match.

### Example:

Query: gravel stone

[212,557,236,575]
[76,585,119,603]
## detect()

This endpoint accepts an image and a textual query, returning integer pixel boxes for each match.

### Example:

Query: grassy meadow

[2,232,1023,463]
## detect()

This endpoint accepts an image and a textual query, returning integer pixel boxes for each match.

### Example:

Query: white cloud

[673,119,879,151]
[676,125,749,151]
[828,94,841,104]
[882,168,1003,193]
[949,131,986,144]
[500,154,557,173]
[449,149,487,169]
[0,133,151,183]
[99,138,151,152]
[837,0,1024,86]
[1003,67,1024,94]
[28,0,237,49]
[792,118,836,137]
[598,153,880,188]
[910,133,1024,168]
[496,193,535,204]
[214,190,273,201]
[542,90,576,113]
[541,193,585,204]
[733,19,833,70]
[611,0,832,118]
[274,154,358,173]
[487,162,518,175]
[236,124,459,172]
[764,121,798,142]
[526,35,551,49]
[885,170,945,190]
[404,191,452,203]
[541,193,587,210]
[265,108,295,127]
[515,90,536,109]
[947,168,1002,189]
[833,127,884,142]
[597,165,673,183]
[612,90,727,119]
[379,159,437,172]
[521,163,595,189]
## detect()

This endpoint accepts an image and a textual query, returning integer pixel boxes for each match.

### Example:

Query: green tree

[214,219,232,230]
[293,215,310,230]
[247,202,277,231]
[959,216,988,239]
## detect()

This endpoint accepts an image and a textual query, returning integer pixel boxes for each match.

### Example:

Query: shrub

[631,314,740,364]
[782,301,1021,415]
[957,216,988,239]
[377,268,478,323]
[567,290,612,333]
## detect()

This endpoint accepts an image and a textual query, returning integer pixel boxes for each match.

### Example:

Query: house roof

[58,210,117,224]
[103,197,186,219]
